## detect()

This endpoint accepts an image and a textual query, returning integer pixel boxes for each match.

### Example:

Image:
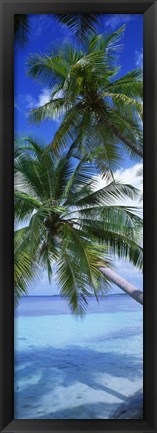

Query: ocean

[14,294,143,419]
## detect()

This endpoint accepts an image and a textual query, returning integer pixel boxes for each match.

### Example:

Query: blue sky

[14,14,143,295]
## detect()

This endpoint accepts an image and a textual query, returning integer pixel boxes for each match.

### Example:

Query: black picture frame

[0,0,157,432]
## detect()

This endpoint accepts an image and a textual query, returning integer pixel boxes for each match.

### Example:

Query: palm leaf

[14,15,30,48]
[107,69,143,98]
[74,180,139,207]
[102,91,143,120]
[55,14,98,40]
[14,227,40,301]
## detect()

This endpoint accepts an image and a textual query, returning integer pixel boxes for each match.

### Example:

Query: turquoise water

[14,295,143,419]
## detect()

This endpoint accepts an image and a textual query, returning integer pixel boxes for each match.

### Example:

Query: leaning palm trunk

[99,267,143,305]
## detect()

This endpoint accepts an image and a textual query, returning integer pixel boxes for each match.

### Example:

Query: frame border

[0,1,157,432]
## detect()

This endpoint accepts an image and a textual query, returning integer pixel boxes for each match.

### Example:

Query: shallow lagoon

[14,295,143,419]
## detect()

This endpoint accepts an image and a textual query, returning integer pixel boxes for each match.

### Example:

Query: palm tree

[14,138,143,313]
[26,26,143,164]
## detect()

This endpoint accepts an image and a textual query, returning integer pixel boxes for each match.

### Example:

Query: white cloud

[104,14,135,30]
[17,86,62,119]
[93,162,143,210]
[94,162,143,189]
[135,49,143,68]
[24,88,51,118]
[114,162,143,189]
[15,91,51,117]
[25,89,51,110]
[24,88,62,123]
[36,88,52,107]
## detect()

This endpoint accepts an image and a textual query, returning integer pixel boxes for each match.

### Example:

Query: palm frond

[14,14,30,48]
[55,14,98,40]
[75,180,139,207]
[102,91,143,120]
[14,227,40,300]
[26,53,69,87]
[108,69,143,98]
[101,24,126,57]
[29,98,68,124]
